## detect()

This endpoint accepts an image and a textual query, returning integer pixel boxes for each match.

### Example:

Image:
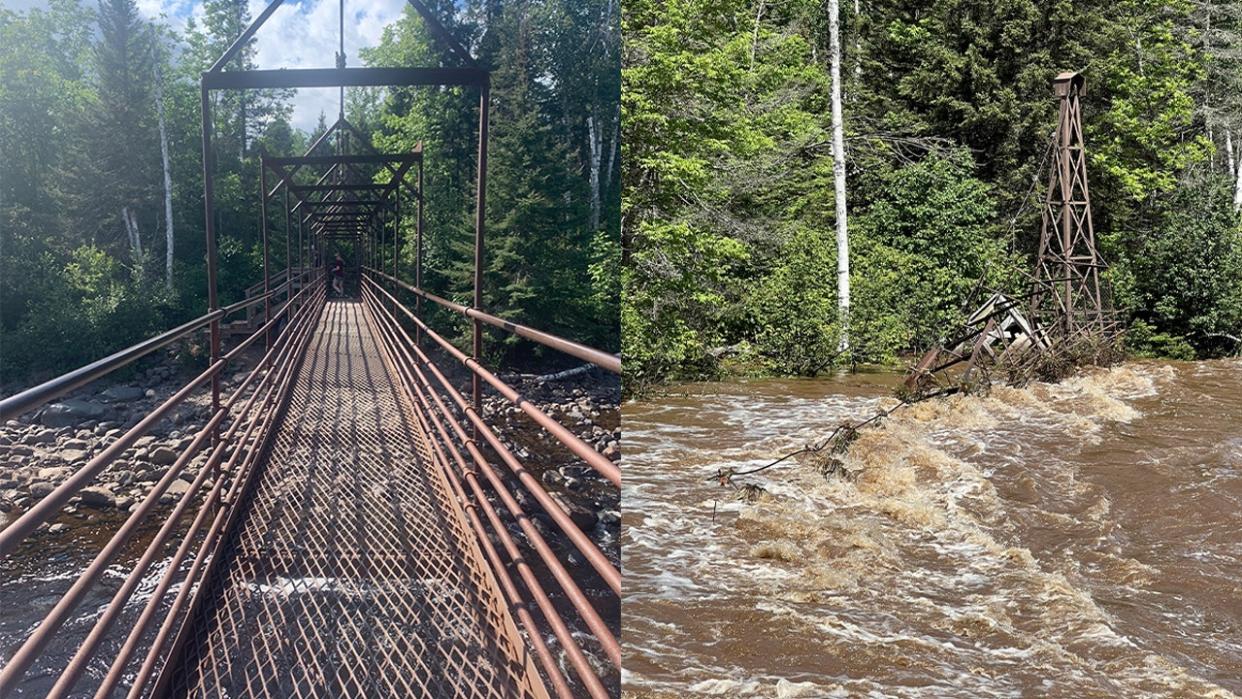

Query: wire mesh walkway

[165,300,546,698]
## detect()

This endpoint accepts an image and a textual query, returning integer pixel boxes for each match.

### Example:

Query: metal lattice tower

[1030,71,1108,338]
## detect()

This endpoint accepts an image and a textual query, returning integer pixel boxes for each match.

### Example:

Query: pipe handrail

[363,266,621,374]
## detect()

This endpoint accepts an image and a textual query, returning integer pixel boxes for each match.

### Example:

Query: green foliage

[365,0,620,362]
[623,0,1239,386]
[2,0,614,386]
[746,226,840,375]
[1112,174,1242,353]
[853,149,1018,354]
[8,246,175,376]
[1124,320,1197,360]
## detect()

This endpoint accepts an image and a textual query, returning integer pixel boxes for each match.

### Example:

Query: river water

[622,360,1242,698]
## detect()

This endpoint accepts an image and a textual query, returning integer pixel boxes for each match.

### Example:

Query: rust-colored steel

[366,274,622,487]
[362,308,575,697]
[1030,71,1109,336]
[366,266,621,373]
[51,281,327,698]
[160,301,548,698]
[102,282,326,699]
[361,290,617,697]
[3,3,616,696]
[360,282,622,665]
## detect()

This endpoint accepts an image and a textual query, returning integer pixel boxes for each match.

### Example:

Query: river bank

[623,359,1242,698]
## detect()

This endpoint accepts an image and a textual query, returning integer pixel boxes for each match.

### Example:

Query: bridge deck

[165,300,546,698]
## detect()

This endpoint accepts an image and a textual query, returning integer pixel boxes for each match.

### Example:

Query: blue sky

[4,0,410,130]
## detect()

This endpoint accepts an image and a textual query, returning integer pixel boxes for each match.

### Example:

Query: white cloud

[248,0,407,130]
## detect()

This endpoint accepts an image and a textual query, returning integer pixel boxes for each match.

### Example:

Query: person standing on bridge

[331,252,345,297]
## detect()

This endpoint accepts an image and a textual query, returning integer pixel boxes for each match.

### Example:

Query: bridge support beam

[260,156,271,350]
[200,84,221,442]
[416,159,424,346]
[473,79,490,431]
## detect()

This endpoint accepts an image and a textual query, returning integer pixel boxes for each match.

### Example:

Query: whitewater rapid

[622,361,1242,698]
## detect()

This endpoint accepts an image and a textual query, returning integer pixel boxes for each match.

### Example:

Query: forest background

[0,0,621,385]
[623,0,1242,389]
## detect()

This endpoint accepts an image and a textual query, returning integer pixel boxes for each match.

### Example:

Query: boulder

[78,486,116,508]
[550,493,597,531]
[41,400,107,428]
[149,446,179,465]
[101,385,144,402]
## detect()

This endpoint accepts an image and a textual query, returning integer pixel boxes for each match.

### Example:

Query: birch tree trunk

[156,60,174,287]
[1235,153,1242,212]
[588,114,602,230]
[1226,129,1235,178]
[123,207,143,267]
[829,0,851,353]
[604,105,619,194]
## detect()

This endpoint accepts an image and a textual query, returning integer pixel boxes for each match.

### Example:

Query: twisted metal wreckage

[717,71,1126,493]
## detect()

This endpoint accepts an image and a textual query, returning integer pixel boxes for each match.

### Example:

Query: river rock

[550,493,597,531]
[149,446,179,465]
[160,478,192,504]
[25,429,56,446]
[59,449,91,463]
[37,466,72,481]
[78,486,116,508]
[41,400,107,427]
[101,386,144,402]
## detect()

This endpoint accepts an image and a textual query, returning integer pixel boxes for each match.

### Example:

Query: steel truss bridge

[0,1,620,697]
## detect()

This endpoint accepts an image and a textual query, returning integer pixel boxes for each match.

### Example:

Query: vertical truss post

[284,187,292,317]
[260,156,271,350]
[200,82,221,443]
[416,158,423,346]
[297,195,304,289]
[1031,71,1106,338]
[392,193,399,317]
[472,78,490,430]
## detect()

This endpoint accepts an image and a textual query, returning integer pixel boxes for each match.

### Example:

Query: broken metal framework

[0,1,620,697]
[903,71,1123,396]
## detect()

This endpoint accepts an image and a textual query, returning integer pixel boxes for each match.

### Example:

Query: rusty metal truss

[903,71,1123,397]
[1029,72,1111,337]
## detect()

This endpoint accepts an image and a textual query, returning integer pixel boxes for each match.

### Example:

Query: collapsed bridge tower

[902,70,1122,395]
[1030,71,1110,340]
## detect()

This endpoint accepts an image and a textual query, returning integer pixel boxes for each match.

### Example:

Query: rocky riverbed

[0,359,248,528]
[486,367,622,561]
[0,357,621,558]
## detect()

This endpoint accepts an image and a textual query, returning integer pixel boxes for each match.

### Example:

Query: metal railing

[0,271,326,697]
[360,272,620,698]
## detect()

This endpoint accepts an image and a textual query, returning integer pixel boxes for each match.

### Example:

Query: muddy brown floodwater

[622,360,1242,698]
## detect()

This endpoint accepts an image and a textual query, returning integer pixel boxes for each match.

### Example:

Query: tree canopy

[0,0,619,385]
[623,0,1242,388]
